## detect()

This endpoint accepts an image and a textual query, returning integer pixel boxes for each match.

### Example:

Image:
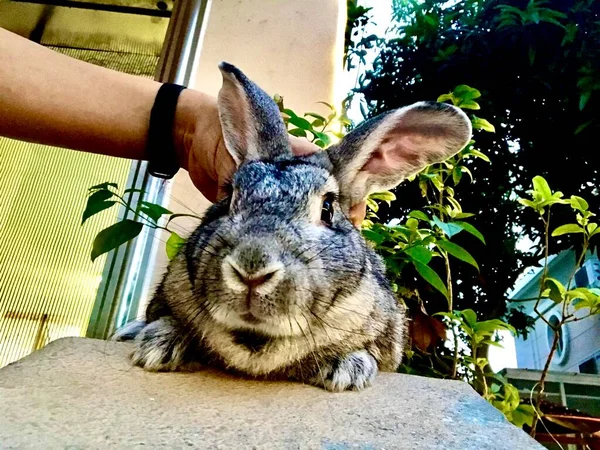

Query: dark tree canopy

[353,0,600,318]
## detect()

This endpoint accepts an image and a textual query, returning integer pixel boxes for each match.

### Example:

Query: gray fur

[115,63,472,392]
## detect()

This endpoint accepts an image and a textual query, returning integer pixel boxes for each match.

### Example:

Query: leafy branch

[517,176,600,436]
[82,183,199,261]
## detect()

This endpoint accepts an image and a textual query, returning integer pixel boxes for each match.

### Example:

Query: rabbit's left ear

[217,62,292,166]
[328,101,472,209]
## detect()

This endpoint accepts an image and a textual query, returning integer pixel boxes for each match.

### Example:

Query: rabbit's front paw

[319,350,378,392]
[131,317,188,371]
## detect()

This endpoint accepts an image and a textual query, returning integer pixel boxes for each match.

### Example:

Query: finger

[349,201,367,228]
[289,136,320,156]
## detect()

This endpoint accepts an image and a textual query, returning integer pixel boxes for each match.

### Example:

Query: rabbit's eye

[321,193,335,225]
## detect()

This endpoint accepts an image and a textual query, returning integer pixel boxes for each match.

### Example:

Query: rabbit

[114,62,472,392]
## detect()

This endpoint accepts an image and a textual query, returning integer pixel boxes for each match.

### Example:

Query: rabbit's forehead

[233,160,337,201]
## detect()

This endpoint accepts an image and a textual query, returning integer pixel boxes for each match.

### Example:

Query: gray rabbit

[115,62,472,391]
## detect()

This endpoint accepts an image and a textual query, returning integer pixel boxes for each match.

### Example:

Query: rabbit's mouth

[238,311,263,324]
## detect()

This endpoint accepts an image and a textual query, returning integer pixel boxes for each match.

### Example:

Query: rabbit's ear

[328,101,472,207]
[217,62,292,165]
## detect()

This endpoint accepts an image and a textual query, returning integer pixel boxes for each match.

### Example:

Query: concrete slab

[0,337,542,449]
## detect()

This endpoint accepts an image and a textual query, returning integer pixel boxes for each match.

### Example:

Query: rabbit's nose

[232,265,278,288]
[222,256,284,293]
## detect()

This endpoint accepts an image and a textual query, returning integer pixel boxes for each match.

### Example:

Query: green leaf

[484,339,505,348]
[454,85,481,100]
[423,13,437,27]
[579,91,591,111]
[510,405,536,428]
[466,149,491,163]
[544,277,566,303]
[471,115,496,133]
[362,229,386,245]
[82,201,116,225]
[413,260,448,299]
[460,309,477,327]
[570,195,589,212]
[338,116,352,126]
[408,210,430,221]
[474,319,515,335]
[91,220,143,261]
[89,182,118,192]
[437,93,453,103]
[370,191,396,203]
[166,213,203,226]
[528,46,536,65]
[575,120,593,135]
[406,218,419,230]
[166,232,186,260]
[571,288,600,312]
[282,108,298,118]
[431,216,463,238]
[461,165,474,183]
[518,198,536,209]
[311,130,331,146]
[452,221,486,244]
[405,246,433,264]
[288,128,307,137]
[82,189,115,225]
[288,116,312,130]
[532,175,552,199]
[566,287,596,302]
[304,112,326,122]
[316,101,335,111]
[123,188,145,194]
[454,212,476,219]
[366,197,379,213]
[436,240,480,270]
[139,201,172,223]
[452,166,463,185]
[457,100,481,110]
[552,224,583,236]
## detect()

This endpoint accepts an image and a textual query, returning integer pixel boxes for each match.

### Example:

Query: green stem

[530,213,593,437]
[567,237,589,291]
[530,325,561,437]
[533,211,553,329]
[445,252,453,312]
[472,342,487,398]
[115,198,156,228]
[451,319,459,379]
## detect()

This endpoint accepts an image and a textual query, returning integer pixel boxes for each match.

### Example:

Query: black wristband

[147,83,187,179]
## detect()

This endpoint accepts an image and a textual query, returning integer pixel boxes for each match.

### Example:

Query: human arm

[0,28,321,199]
[0,28,364,222]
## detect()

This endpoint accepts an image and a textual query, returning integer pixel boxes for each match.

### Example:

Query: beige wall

[145,0,346,311]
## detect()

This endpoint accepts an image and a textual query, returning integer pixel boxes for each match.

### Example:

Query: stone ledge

[0,337,542,449]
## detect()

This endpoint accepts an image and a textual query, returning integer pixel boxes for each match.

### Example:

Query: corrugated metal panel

[40,7,168,55]
[50,47,160,77]
[0,41,162,367]
[0,139,131,367]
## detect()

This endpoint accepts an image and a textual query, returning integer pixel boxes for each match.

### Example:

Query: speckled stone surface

[0,337,542,449]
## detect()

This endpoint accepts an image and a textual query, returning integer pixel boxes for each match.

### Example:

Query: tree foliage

[352,0,600,318]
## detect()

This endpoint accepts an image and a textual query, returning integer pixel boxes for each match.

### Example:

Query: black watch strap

[147,83,187,179]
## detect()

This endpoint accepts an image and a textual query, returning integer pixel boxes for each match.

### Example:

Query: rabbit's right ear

[217,62,292,166]
[328,101,472,210]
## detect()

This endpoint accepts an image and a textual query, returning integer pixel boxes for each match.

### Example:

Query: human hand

[174,89,367,225]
